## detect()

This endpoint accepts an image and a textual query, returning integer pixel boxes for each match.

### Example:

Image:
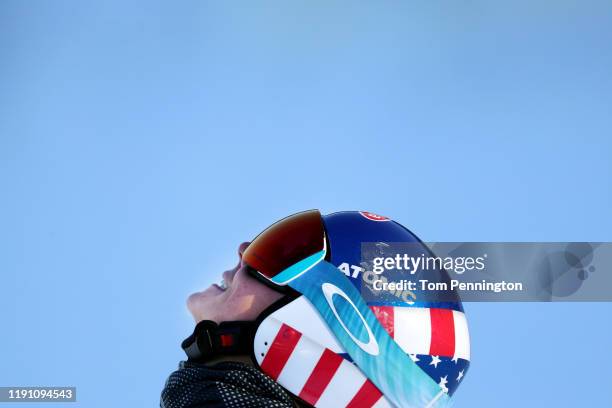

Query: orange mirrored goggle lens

[242,210,325,280]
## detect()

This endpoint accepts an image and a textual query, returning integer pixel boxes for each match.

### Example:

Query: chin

[187,287,225,320]
[186,291,206,312]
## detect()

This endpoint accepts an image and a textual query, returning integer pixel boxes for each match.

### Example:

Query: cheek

[235,280,285,313]
[223,276,285,320]
[222,285,257,312]
[249,280,285,301]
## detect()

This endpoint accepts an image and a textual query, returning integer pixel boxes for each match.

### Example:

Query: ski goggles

[243,209,327,287]
[242,210,450,408]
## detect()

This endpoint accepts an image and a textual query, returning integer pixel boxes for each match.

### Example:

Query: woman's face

[187,242,284,323]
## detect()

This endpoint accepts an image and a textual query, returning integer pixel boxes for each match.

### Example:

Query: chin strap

[182,320,256,362]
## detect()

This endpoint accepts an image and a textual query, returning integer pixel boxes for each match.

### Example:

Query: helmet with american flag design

[245,210,470,408]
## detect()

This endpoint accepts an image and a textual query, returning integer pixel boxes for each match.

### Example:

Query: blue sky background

[1,1,611,407]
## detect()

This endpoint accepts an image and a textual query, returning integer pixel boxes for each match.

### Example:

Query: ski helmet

[185,210,470,408]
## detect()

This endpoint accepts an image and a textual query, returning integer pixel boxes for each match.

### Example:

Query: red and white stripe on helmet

[255,319,392,408]
[253,297,470,407]
[371,305,470,361]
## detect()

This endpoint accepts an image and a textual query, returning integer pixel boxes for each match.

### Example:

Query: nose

[238,242,250,259]
[224,242,251,284]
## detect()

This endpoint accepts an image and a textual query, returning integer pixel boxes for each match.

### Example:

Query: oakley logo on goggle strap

[321,282,380,356]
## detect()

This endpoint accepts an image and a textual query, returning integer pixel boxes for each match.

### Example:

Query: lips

[212,283,226,292]
[218,278,228,290]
